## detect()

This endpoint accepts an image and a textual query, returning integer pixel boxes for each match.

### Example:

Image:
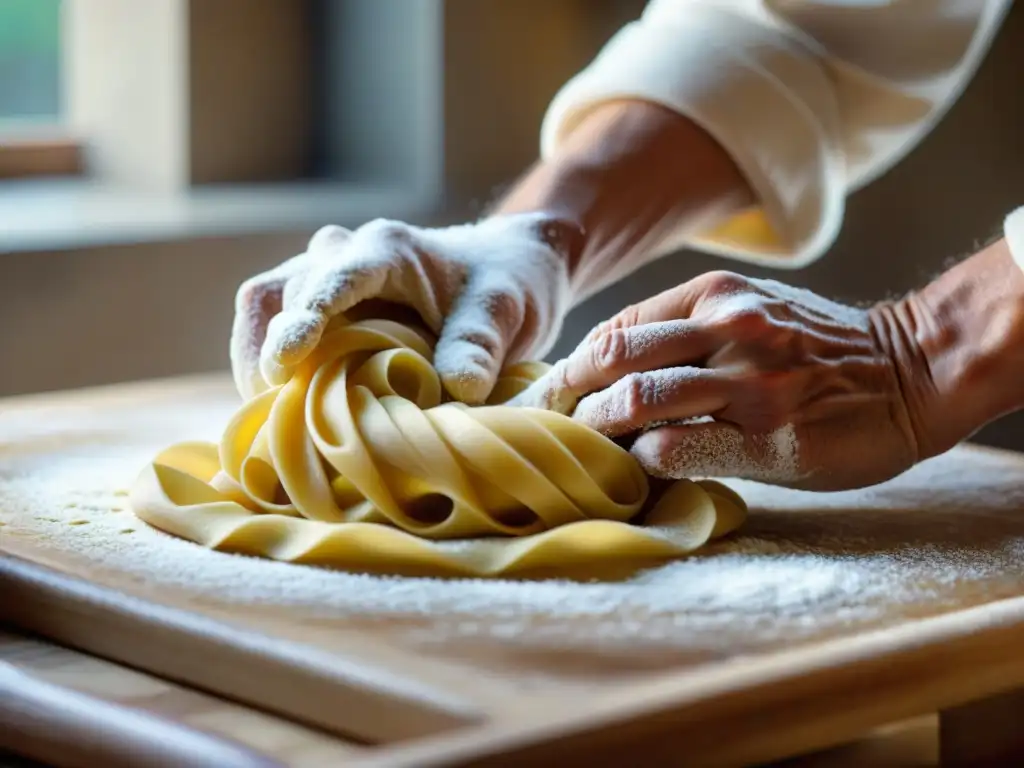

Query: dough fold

[131,316,747,577]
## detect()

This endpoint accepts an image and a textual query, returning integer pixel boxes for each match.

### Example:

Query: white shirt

[540,0,1024,273]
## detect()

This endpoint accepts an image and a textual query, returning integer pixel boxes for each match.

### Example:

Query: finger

[434,286,525,405]
[229,255,307,400]
[564,319,722,399]
[280,227,352,311]
[231,280,283,400]
[506,358,577,413]
[507,318,721,414]
[260,256,393,386]
[572,367,731,437]
[266,222,419,377]
[305,224,352,258]
[630,420,804,485]
[584,270,746,341]
[518,272,748,410]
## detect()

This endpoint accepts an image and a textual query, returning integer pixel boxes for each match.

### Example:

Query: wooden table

[3,375,1024,766]
[0,627,940,767]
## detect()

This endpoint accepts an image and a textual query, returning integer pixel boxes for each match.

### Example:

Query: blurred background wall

[1,0,1023,449]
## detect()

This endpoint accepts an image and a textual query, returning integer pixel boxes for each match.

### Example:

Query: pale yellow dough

[130,316,746,577]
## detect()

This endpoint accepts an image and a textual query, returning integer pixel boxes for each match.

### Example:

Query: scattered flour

[3,387,1024,662]
[631,418,802,485]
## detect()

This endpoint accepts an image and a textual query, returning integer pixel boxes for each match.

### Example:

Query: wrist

[491,99,753,301]
[872,238,1024,457]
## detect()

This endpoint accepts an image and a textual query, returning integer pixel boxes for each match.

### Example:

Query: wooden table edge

[0,555,484,746]
[0,658,281,768]
[352,591,1024,767]
[9,551,1024,766]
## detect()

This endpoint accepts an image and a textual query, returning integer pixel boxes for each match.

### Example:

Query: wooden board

[0,629,939,768]
[0,628,360,767]
[4,374,1024,766]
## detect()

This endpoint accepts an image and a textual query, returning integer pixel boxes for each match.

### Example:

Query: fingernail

[507,360,578,414]
[440,370,488,405]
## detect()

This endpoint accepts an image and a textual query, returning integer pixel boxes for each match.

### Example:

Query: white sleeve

[1007,206,1024,273]
[541,0,1013,269]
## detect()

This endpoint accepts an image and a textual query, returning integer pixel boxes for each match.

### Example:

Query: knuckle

[616,305,643,328]
[724,305,771,335]
[358,218,411,245]
[455,330,501,357]
[589,328,631,372]
[481,290,524,324]
[586,307,638,344]
[757,298,791,323]
[307,224,349,254]
[617,372,656,423]
[610,306,641,331]
[701,270,746,296]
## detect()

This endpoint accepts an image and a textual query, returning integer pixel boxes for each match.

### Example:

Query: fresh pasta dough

[130,315,747,577]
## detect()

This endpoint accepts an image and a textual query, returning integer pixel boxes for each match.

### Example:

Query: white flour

[631,418,802,485]
[512,318,805,485]
[3,390,1024,660]
[572,368,724,435]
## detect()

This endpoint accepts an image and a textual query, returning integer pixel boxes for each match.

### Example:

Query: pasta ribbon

[131,317,746,577]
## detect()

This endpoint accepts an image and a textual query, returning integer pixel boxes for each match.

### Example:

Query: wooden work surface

[3,374,1024,766]
[0,628,941,768]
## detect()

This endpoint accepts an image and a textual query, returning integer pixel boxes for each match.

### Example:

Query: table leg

[940,688,1024,766]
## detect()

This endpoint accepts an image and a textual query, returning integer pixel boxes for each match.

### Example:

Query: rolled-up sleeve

[540,0,1013,269]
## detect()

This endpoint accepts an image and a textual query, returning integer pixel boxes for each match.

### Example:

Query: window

[0,0,606,248]
[0,0,81,179]
[0,0,61,122]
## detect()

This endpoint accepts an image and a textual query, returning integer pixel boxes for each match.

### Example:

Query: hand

[511,270,933,491]
[230,213,582,403]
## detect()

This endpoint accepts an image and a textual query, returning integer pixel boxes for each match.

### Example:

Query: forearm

[491,99,754,302]
[874,237,1024,457]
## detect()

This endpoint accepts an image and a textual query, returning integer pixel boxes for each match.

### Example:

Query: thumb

[630,420,803,486]
[433,288,523,405]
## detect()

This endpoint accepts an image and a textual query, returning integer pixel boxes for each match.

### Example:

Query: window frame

[0,133,82,180]
[1,0,624,251]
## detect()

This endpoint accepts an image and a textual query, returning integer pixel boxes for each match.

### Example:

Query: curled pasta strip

[131,317,747,577]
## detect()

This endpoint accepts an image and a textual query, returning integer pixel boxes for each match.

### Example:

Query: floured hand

[231,213,582,403]
[512,271,930,491]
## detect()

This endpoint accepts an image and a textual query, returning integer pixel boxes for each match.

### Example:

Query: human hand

[511,271,935,491]
[230,213,582,403]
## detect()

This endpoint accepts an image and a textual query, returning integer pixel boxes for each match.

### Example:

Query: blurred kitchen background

[1,0,1023,450]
